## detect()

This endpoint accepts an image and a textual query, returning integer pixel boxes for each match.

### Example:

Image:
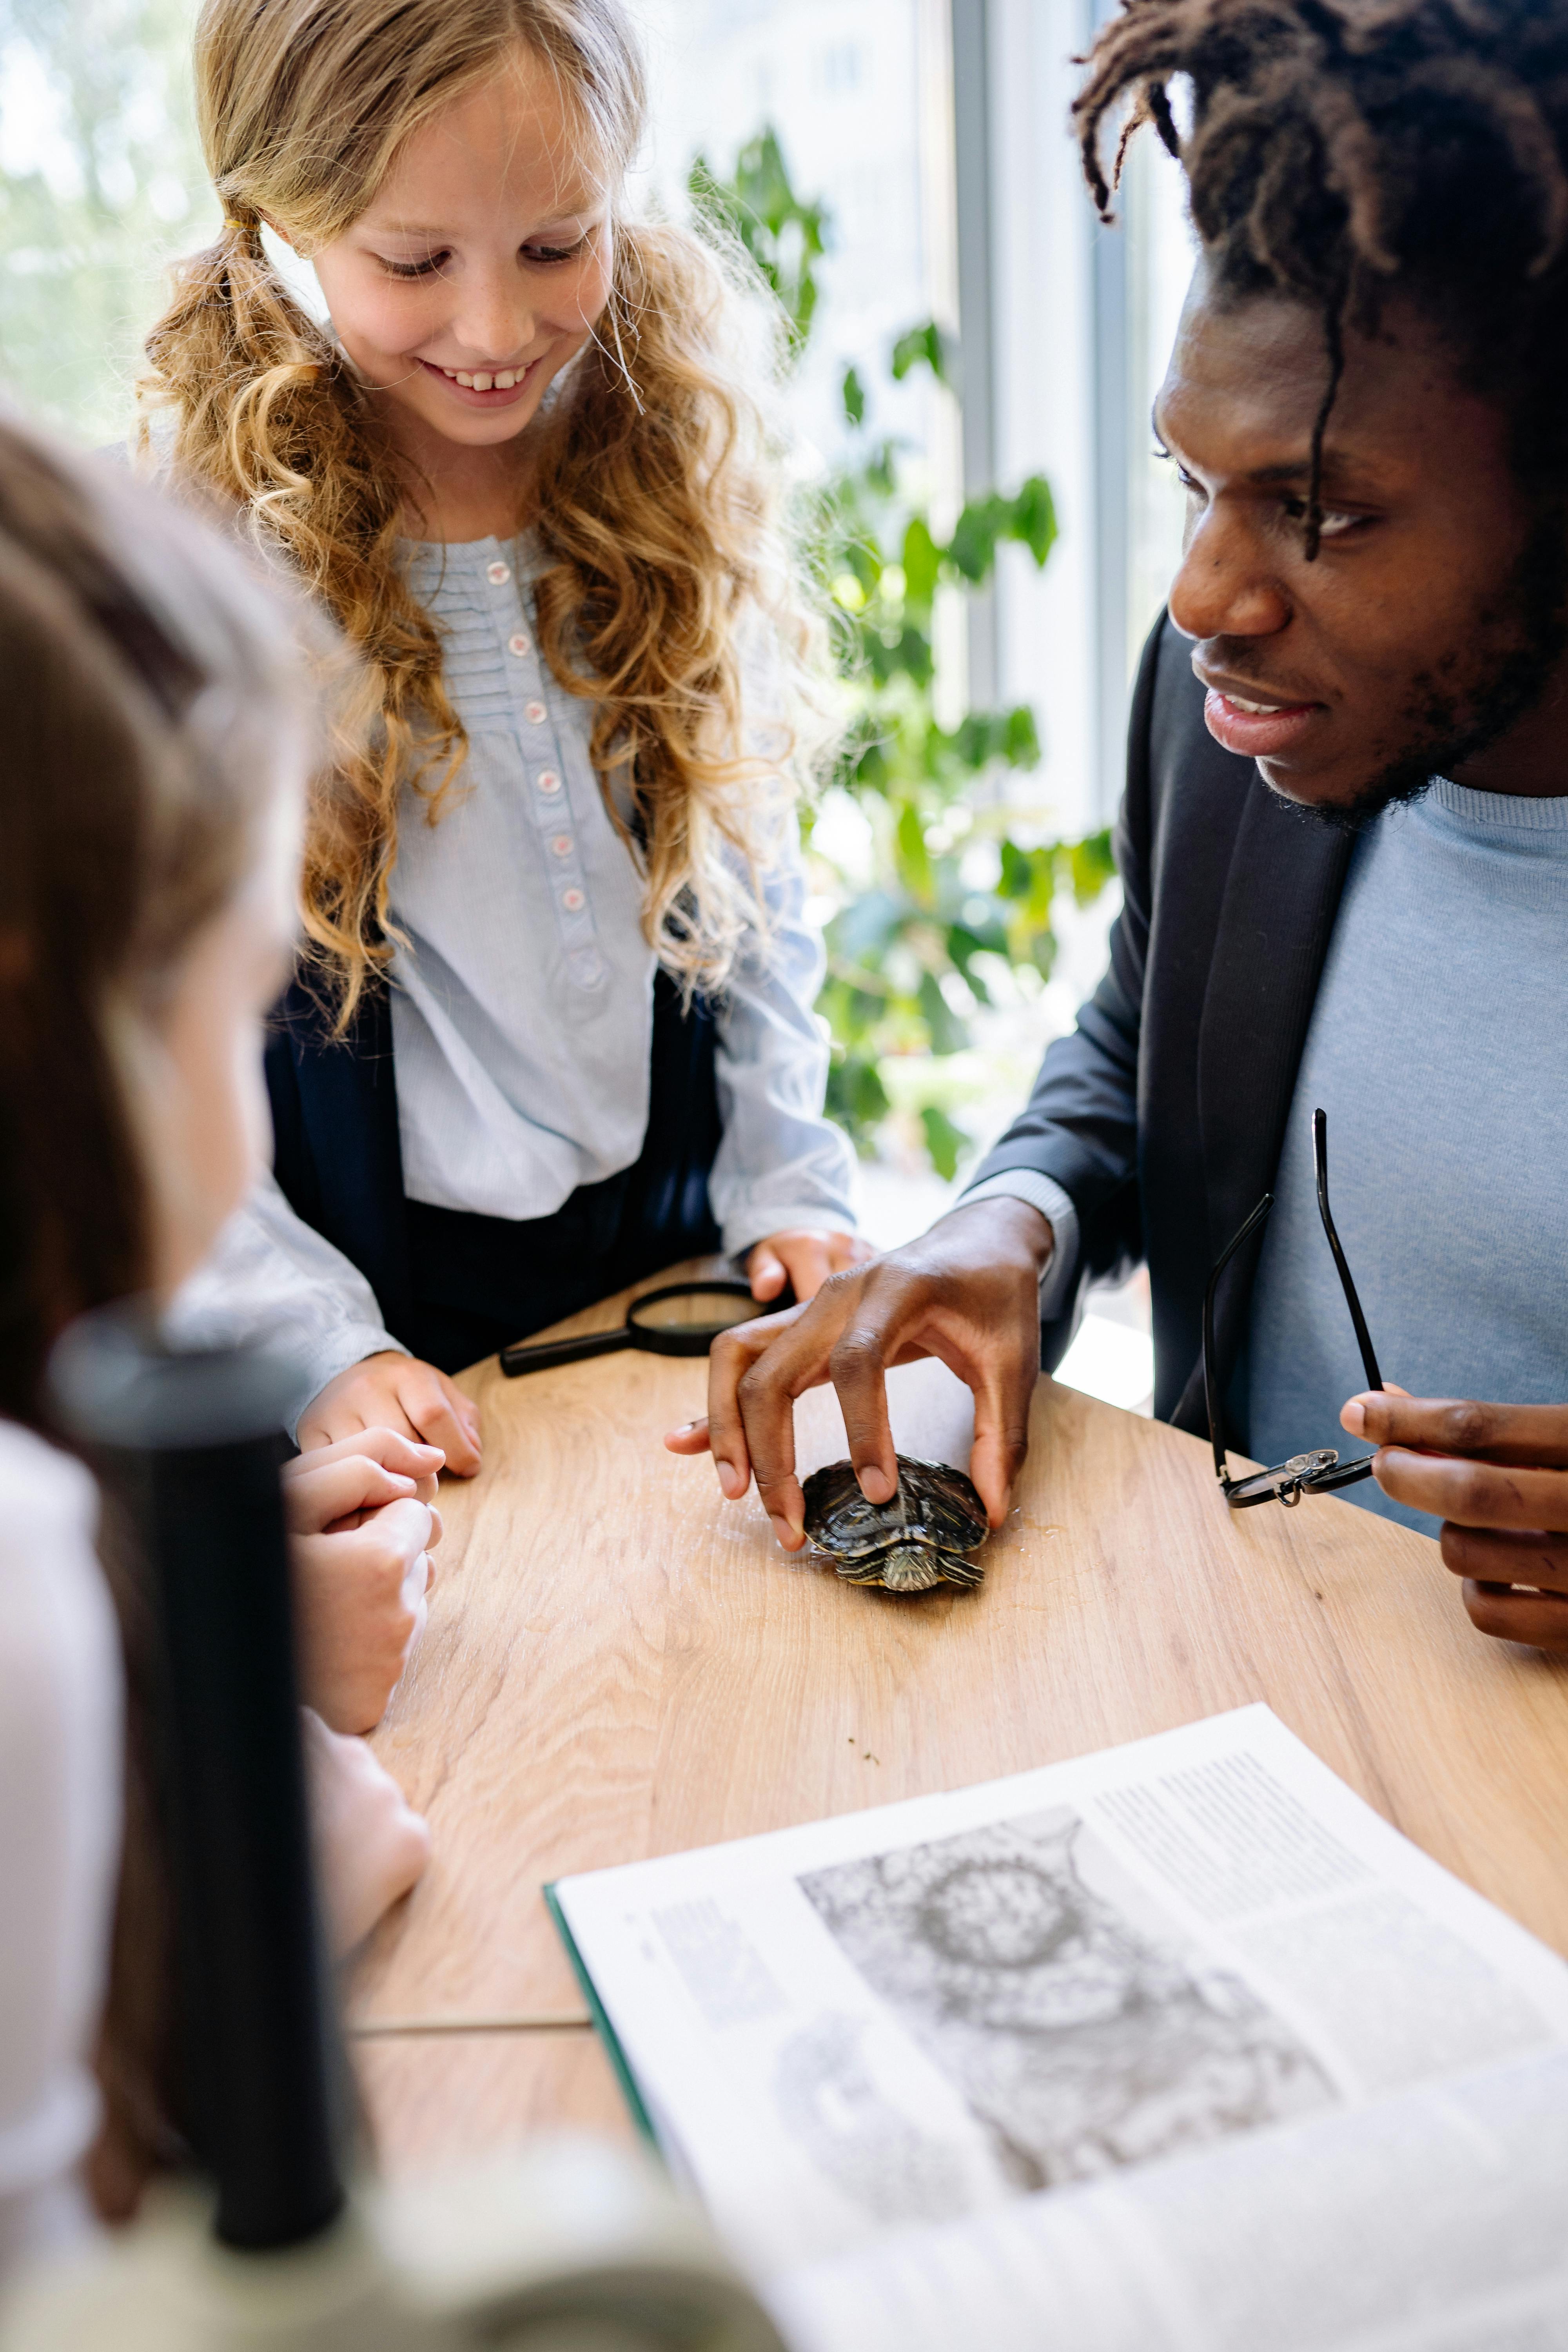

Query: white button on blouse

[486,561,511,585]
[538,769,562,795]
[508,631,530,657]
[525,699,548,725]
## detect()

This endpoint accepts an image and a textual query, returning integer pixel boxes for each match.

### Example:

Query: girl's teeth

[443,364,525,391]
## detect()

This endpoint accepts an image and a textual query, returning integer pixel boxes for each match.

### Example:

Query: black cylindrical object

[50,1309,347,2252]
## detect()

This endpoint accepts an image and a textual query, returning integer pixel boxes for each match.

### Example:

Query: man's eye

[1283,497,1363,539]
[1174,466,1204,497]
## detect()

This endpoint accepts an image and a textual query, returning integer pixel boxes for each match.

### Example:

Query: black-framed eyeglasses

[1203,1108,1383,1508]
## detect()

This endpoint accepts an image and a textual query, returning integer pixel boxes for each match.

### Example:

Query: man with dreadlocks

[681,0,1568,1651]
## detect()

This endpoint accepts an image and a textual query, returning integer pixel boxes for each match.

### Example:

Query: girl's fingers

[780,1236,835,1302]
[283,1428,444,1483]
[748,1243,789,1301]
[829,1232,877,1272]
[395,1365,482,1475]
[750,1229,871,1305]
[282,1454,420,1535]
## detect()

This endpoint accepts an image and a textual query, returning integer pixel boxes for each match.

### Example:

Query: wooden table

[354,1260,1568,2179]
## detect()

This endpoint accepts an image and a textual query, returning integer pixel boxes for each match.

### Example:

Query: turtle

[801,1455,989,1593]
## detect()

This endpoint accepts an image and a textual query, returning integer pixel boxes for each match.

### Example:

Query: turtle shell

[801,1456,988,1593]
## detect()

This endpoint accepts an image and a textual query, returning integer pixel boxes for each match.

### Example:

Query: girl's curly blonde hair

[141,0,831,1025]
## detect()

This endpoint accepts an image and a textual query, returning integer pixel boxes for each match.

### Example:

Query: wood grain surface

[355,1260,1568,2180]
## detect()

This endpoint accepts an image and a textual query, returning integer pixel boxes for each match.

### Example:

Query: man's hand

[283,1431,444,1732]
[1341,1391,1568,1651]
[746,1228,876,1305]
[666,1197,1052,1548]
[299,1350,482,1475]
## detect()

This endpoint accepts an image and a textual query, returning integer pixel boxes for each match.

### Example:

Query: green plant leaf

[1067,828,1117,903]
[944,494,1006,584]
[827,1053,892,1138]
[900,515,940,607]
[890,319,953,385]
[692,136,1100,1166]
[944,924,994,1002]
[1008,475,1059,567]
[690,127,829,353]
[917,967,967,1055]
[998,838,1035,901]
[919,1104,967,1181]
[895,802,935,905]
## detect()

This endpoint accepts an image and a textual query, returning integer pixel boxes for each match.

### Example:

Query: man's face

[1158,266,1568,815]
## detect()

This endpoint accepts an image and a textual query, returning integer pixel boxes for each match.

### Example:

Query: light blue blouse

[182,532,857,1414]
[388,535,856,1250]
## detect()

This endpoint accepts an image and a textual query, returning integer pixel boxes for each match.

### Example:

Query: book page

[773,2048,1568,2351]
[552,1706,1568,2287]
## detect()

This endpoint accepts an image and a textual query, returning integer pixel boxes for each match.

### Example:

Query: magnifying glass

[499,1278,782,1377]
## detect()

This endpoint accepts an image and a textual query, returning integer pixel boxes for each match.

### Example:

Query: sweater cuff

[955,1170,1080,1323]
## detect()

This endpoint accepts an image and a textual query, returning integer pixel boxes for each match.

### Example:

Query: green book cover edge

[543,1880,661,2155]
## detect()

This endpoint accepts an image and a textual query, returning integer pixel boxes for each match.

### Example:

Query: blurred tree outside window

[696,129,1114,1182]
[0,0,212,444]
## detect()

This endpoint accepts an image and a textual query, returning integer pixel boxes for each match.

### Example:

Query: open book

[548,1706,1568,2351]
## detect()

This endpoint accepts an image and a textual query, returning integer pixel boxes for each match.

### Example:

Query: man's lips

[1201,681,1323,760]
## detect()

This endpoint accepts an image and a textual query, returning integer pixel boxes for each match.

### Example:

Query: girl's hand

[746,1227,874,1306]
[301,1708,430,1955]
[283,1434,443,1733]
[283,1426,445,1523]
[299,1351,483,1476]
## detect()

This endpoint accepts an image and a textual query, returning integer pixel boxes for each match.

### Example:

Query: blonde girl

[141,0,866,1467]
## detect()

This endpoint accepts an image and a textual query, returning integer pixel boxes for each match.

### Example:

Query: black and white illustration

[796,1808,1336,2191]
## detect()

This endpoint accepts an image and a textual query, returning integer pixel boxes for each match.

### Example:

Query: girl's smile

[294,54,615,528]
[416,353,550,407]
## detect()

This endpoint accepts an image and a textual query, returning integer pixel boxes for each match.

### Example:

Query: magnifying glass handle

[499,1326,631,1377]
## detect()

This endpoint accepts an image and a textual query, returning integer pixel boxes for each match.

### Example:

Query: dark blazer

[969,613,1354,1433]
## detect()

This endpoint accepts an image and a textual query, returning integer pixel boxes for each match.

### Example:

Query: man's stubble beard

[1276,508,1568,833]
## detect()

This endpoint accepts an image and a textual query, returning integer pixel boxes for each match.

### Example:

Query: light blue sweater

[1246,779,1568,1535]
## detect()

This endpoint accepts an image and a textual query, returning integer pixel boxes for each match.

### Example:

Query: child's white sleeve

[0,1430,120,2274]
[708,823,860,1262]
[167,1171,408,1438]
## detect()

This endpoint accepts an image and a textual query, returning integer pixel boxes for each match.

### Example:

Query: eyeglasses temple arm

[1203,1193,1274,1483]
[1312,1108,1383,1394]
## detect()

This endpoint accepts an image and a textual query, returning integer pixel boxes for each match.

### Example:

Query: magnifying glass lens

[628,1287,763,1340]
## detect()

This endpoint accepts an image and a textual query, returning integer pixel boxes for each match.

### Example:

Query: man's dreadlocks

[1074,0,1568,555]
